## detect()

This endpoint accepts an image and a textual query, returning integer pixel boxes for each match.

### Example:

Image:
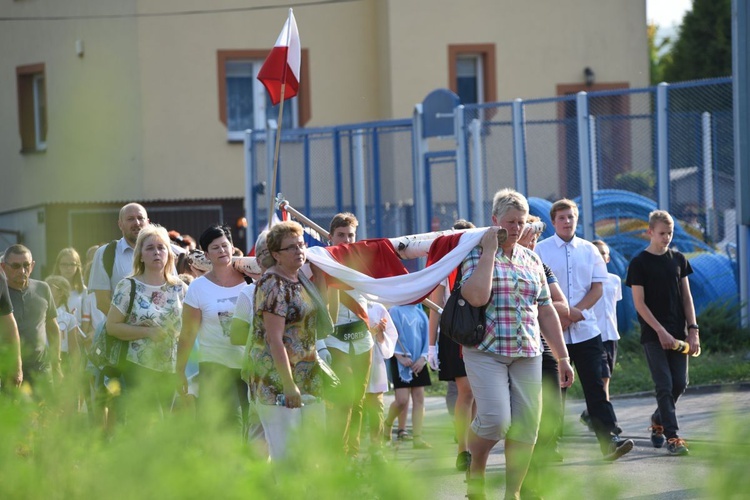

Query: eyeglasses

[6,262,32,271]
[277,243,307,253]
[59,262,79,269]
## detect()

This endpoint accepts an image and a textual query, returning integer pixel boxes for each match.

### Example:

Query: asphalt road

[383,385,750,499]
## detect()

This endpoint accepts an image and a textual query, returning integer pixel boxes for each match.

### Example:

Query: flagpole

[267,82,286,229]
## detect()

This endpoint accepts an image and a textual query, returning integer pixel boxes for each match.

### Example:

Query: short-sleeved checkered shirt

[460,244,549,357]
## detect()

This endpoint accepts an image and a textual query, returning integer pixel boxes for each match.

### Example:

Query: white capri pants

[463,347,542,444]
[256,400,326,460]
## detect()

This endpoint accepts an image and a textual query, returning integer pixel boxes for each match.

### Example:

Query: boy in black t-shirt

[626,210,700,456]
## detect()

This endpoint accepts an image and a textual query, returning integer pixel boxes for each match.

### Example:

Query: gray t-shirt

[9,279,57,372]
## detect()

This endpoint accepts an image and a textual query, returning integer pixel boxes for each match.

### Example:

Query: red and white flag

[305,229,486,306]
[257,9,301,105]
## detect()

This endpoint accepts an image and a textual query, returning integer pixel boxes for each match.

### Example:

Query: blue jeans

[642,341,688,439]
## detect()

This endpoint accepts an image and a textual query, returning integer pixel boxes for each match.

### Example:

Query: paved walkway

[383,385,750,499]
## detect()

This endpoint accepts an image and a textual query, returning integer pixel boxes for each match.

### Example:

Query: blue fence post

[454,105,470,221]
[656,82,670,210]
[512,98,528,196]
[412,104,428,235]
[372,127,383,237]
[732,0,750,326]
[353,129,367,239]
[303,134,311,223]
[469,118,485,227]
[576,91,595,240]
[333,128,343,214]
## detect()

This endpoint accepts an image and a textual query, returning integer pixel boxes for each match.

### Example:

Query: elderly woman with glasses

[248,221,329,460]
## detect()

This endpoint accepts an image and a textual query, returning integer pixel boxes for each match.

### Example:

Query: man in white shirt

[88,203,150,315]
[535,199,633,461]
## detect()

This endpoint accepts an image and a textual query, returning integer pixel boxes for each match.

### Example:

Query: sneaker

[456,451,472,471]
[603,437,634,461]
[667,437,689,456]
[580,410,594,431]
[649,424,666,449]
[413,438,432,450]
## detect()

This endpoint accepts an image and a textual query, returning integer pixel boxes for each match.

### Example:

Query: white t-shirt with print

[112,278,186,373]
[184,276,246,369]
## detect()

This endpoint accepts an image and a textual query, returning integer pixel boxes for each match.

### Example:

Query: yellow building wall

[135,0,383,200]
[383,0,649,115]
[0,0,648,209]
[0,0,145,207]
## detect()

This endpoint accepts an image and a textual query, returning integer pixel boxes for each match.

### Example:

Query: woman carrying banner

[248,221,328,460]
[459,189,574,500]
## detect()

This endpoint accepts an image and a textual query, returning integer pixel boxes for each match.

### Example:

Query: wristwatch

[687,324,700,331]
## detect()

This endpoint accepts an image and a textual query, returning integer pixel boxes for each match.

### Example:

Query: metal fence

[246,77,738,330]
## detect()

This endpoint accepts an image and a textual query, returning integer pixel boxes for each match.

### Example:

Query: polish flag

[305,228,486,306]
[257,9,301,105]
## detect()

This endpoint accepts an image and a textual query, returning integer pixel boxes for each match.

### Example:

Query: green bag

[87,278,136,378]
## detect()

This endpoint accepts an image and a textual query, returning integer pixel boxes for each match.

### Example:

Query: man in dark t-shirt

[1,244,61,386]
[626,210,699,457]
[0,268,23,388]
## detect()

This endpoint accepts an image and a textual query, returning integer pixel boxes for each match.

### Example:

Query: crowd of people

[0,193,701,499]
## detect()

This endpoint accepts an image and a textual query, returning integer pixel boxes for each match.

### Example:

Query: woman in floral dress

[249,221,327,460]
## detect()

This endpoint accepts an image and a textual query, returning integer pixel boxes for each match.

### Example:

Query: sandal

[396,429,412,441]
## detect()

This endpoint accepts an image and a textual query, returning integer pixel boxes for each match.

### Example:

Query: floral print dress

[111,278,186,373]
[249,273,322,405]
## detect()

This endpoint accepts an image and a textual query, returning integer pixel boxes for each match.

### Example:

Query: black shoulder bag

[439,267,488,347]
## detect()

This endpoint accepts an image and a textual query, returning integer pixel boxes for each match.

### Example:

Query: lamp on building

[237,217,248,229]
[584,67,595,87]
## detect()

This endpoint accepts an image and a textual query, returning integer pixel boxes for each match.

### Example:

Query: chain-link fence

[249,77,739,330]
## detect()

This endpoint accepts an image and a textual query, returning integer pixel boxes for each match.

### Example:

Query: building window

[455,56,483,104]
[16,63,47,152]
[218,50,310,141]
[448,44,496,105]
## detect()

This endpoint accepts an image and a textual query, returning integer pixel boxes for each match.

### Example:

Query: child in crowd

[626,210,700,456]
[384,304,431,449]
[581,240,622,433]
[45,275,83,372]
[363,301,397,461]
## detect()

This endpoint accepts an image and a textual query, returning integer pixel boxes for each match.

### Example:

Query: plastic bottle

[672,340,701,357]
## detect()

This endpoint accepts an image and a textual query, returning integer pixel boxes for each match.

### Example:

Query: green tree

[648,23,672,84]
[663,0,732,82]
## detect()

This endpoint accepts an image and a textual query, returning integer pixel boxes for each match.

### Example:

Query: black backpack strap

[126,278,136,317]
[451,266,464,293]
[103,239,118,280]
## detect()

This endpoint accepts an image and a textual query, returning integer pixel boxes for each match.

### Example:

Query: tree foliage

[648,23,672,84]
[662,0,732,82]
